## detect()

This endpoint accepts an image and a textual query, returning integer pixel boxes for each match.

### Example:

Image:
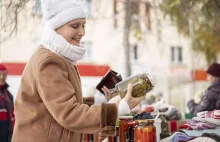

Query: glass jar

[142,120,156,142]
[134,120,147,142]
[115,72,154,98]
[134,120,156,142]
[160,115,171,140]
[119,116,133,142]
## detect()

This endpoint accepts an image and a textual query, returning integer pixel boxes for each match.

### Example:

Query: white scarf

[41,26,86,64]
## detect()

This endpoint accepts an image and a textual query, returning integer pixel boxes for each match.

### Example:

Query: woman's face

[56,18,86,46]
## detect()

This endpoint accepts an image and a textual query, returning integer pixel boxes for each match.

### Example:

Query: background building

[1,0,218,114]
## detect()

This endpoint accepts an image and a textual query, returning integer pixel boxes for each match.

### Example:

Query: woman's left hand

[101,86,118,101]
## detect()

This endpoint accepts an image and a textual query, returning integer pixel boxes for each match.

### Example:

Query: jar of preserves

[115,72,154,98]
[119,116,133,142]
[142,120,156,142]
[160,115,171,139]
[134,120,156,142]
[134,120,147,142]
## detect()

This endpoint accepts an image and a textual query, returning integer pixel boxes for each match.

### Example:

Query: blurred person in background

[140,91,163,113]
[188,63,220,116]
[154,91,164,103]
[140,92,156,112]
[0,64,14,142]
[193,89,206,104]
[12,0,146,142]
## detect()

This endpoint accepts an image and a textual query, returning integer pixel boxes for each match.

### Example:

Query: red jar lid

[128,121,137,126]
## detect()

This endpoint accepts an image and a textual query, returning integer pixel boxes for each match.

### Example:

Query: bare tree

[123,0,132,77]
[0,0,30,42]
[114,0,151,77]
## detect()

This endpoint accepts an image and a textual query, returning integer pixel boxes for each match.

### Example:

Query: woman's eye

[72,25,78,28]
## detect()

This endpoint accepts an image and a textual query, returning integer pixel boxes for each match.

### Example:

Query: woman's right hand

[124,83,147,110]
[101,86,118,101]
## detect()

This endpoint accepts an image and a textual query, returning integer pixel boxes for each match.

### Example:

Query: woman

[188,63,220,116]
[12,1,146,142]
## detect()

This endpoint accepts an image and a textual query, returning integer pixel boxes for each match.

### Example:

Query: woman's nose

[78,27,85,36]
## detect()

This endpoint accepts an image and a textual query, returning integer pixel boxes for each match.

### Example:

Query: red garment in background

[0,86,15,133]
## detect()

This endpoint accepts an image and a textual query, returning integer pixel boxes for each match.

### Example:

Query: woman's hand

[102,86,118,101]
[124,83,147,109]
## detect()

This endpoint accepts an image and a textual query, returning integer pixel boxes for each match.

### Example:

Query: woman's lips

[72,38,81,41]
[71,39,81,45]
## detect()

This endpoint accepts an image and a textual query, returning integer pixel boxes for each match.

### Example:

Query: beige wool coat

[12,46,117,142]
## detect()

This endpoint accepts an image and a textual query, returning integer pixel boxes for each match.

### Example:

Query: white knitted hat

[41,0,87,29]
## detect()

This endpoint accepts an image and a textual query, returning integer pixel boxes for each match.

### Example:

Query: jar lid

[145,72,154,87]
[137,119,148,124]
[119,116,133,119]
[138,121,148,126]
[128,121,137,126]
[148,119,155,123]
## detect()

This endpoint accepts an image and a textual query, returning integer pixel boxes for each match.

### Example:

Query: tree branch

[1,0,30,42]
